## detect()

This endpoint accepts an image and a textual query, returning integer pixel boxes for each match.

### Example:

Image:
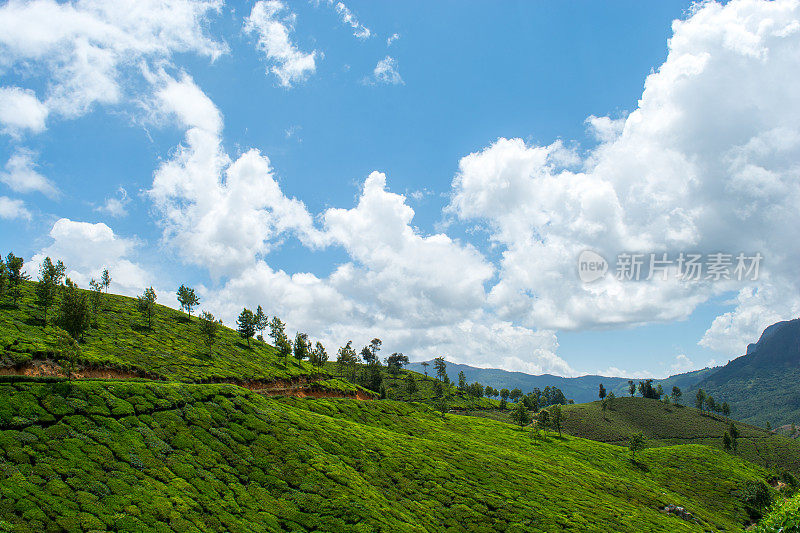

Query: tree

[628,380,636,397]
[405,373,417,394]
[598,383,607,400]
[500,388,510,409]
[638,379,661,400]
[311,341,328,373]
[469,382,484,399]
[268,316,292,366]
[101,268,111,293]
[729,423,739,453]
[294,332,310,362]
[420,361,430,377]
[176,284,200,317]
[386,352,409,375]
[137,287,157,330]
[56,279,91,341]
[0,256,7,299]
[54,327,80,380]
[5,252,30,306]
[629,432,646,461]
[537,409,550,432]
[199,311,220,354]
[511,401,531,429]
[510,388,523,403]
[672,386,682,405]
[368,338,382,362]
[433,357,447,381]
[35,257,65,323]
[457,371,467,391]
[88,279,102,325]
[336,341,358,382]
[705,395,717,413]
[721,401,731,417]
[722,431,732,452]
[550,404,564,437]
[255,305,268,339]
[695,389,706,412]
[236,308,256,348]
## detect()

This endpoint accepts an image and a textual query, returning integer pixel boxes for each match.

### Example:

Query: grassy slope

[0,380,774,533]
[557,397,800,474]
[1,280,323,383]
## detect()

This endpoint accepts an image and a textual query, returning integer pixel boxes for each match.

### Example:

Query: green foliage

[136,287,157,330]
[236,308,256,348]
[176,285,200,317]
[1,280,325,383]
[55,279,91,341]
[0,380,773,532]
[510,401,531,428]
[198,311,220,353]
[4,252,30,306]
[550,397,800,474]
[629,432,646,460]
[34,257,64,323]
[752,491,800,532]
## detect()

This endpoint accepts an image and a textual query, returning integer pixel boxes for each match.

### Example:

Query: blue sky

[2,0,799,378]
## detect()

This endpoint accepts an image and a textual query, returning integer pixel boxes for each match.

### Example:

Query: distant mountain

[405,361,715,404]
[690,318,800,427]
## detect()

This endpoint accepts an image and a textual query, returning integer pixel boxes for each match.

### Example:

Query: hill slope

[690,318,800,427]
[0,380,775,532]
[1,281,328,386]
[558,397,800,474]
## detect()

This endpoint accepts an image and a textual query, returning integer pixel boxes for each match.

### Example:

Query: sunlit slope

[560,397,800,473]
[1,280,321,382]
[0,380,772,532]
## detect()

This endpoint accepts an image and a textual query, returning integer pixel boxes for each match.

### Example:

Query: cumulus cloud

[148,72,325,275]
[29,218,149,296]
[244,1,318,88]
[447,0,800,356]
[370,56,403,85]
[386,33,400,46]
[0,196,31,220]
[0,0,225,120]
[0,149,58,198]
[0,86,48,136]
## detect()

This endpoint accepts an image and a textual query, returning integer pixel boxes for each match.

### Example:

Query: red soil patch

[0,361,372,400]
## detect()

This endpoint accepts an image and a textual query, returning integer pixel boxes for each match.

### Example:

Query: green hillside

[1,280,326,385]
[0,379,778,532]
[752,491,800,532]
[688,319,800,427]
[559,397,800,474]
[460,397,800,474]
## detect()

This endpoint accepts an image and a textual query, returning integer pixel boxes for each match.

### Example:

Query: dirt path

[0,360,372,400]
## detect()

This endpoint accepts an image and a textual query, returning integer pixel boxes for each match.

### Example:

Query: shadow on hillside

[174,315,190,324]
[130,323,152,334]
[0,303,18,311]
[630,459,650,472]
[23,317,45,327]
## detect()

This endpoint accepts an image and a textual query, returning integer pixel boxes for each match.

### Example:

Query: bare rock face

[661,504,698,523]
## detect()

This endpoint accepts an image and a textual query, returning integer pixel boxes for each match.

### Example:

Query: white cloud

[0,86,48,136]
[370,56,403,85]
[0,196,31,220]
[29,218,149,296]
[96,187,130,218]
[386,33,400,46]
[0,149,58,198]
[331,1,371,40]
[148,72,325,276]
[244,1,317,88]
[0,0,225,120]
[668,354,695,375]
[447,0,800,357]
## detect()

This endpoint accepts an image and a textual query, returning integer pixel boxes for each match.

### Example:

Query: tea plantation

[0,379,778,532]
[1,281,325,384]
